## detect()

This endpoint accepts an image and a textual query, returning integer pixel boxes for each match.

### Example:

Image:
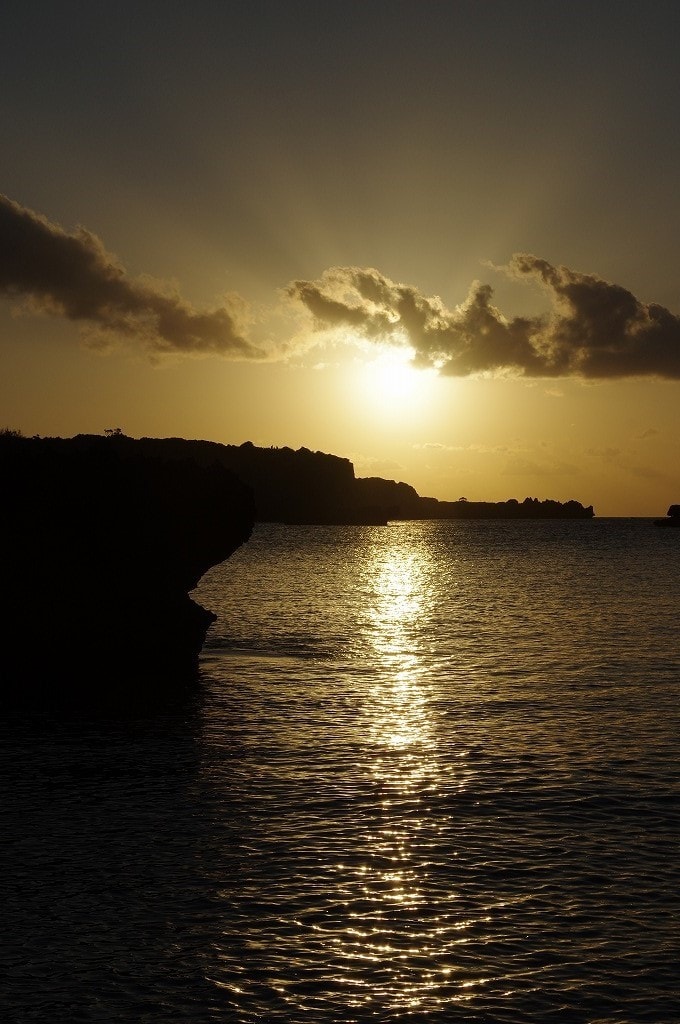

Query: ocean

[3,519,679,1022]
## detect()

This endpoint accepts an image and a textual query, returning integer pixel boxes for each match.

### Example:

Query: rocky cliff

[0,433,254,709]
[104,435,389,524]
[107,436,594,523]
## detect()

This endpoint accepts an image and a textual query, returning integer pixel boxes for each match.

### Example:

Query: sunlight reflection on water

[339,540,451,1013]
[191,521,680,1021]
[7,521,678,1023]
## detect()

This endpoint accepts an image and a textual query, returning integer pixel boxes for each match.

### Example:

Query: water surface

[3,520,679,1021]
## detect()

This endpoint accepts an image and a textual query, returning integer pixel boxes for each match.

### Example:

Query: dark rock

[0,433,254,710]
[91,435,364,524]
[654,504,680,527]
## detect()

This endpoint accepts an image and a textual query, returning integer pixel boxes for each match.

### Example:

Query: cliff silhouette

[0,431,593,707]
[0,432,254,709]
[102,435,594,523]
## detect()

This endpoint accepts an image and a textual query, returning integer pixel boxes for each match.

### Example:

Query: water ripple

[3,520,680,1021]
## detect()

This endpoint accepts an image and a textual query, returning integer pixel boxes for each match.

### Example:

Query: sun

[356,346,435,417]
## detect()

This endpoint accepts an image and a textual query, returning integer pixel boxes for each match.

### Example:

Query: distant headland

[82,433,594,524]
[654,504,680,527]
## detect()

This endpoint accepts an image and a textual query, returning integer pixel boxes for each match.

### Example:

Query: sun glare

[357,347,435,418]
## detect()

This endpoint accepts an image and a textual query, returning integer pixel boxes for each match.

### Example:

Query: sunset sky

[3,1,680,515]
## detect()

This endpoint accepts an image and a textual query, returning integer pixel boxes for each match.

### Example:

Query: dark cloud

[289,258,680,380]
[507,254,680,379]
[8,193,680,378]
[0,195,263,358]
[628,463,670,481]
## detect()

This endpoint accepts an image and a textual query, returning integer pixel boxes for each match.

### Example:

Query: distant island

[654,504,680,527]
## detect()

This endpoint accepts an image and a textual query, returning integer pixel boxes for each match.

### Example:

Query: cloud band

[288,258,680,379]
[0,194,263,358]
[4,193,680,378]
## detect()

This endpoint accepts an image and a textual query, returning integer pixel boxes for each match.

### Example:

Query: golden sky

[3,1,680,515]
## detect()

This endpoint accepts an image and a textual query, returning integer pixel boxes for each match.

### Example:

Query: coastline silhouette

[71,433,594,524]
[0,430,595,708]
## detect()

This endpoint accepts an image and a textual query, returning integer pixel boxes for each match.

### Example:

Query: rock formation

[0,433,254,709]
[104,435,594,523]
[654,504,680,527]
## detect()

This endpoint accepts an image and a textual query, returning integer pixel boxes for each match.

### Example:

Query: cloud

[9,193,680,379]
[506,254,680,379]
[288,258,680,380]
[628,463,669,481]
[411,442,458,452]
[0,194,263,358]
[500,455,579,477]
[350,454,405,478]
[287,265,538,375]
